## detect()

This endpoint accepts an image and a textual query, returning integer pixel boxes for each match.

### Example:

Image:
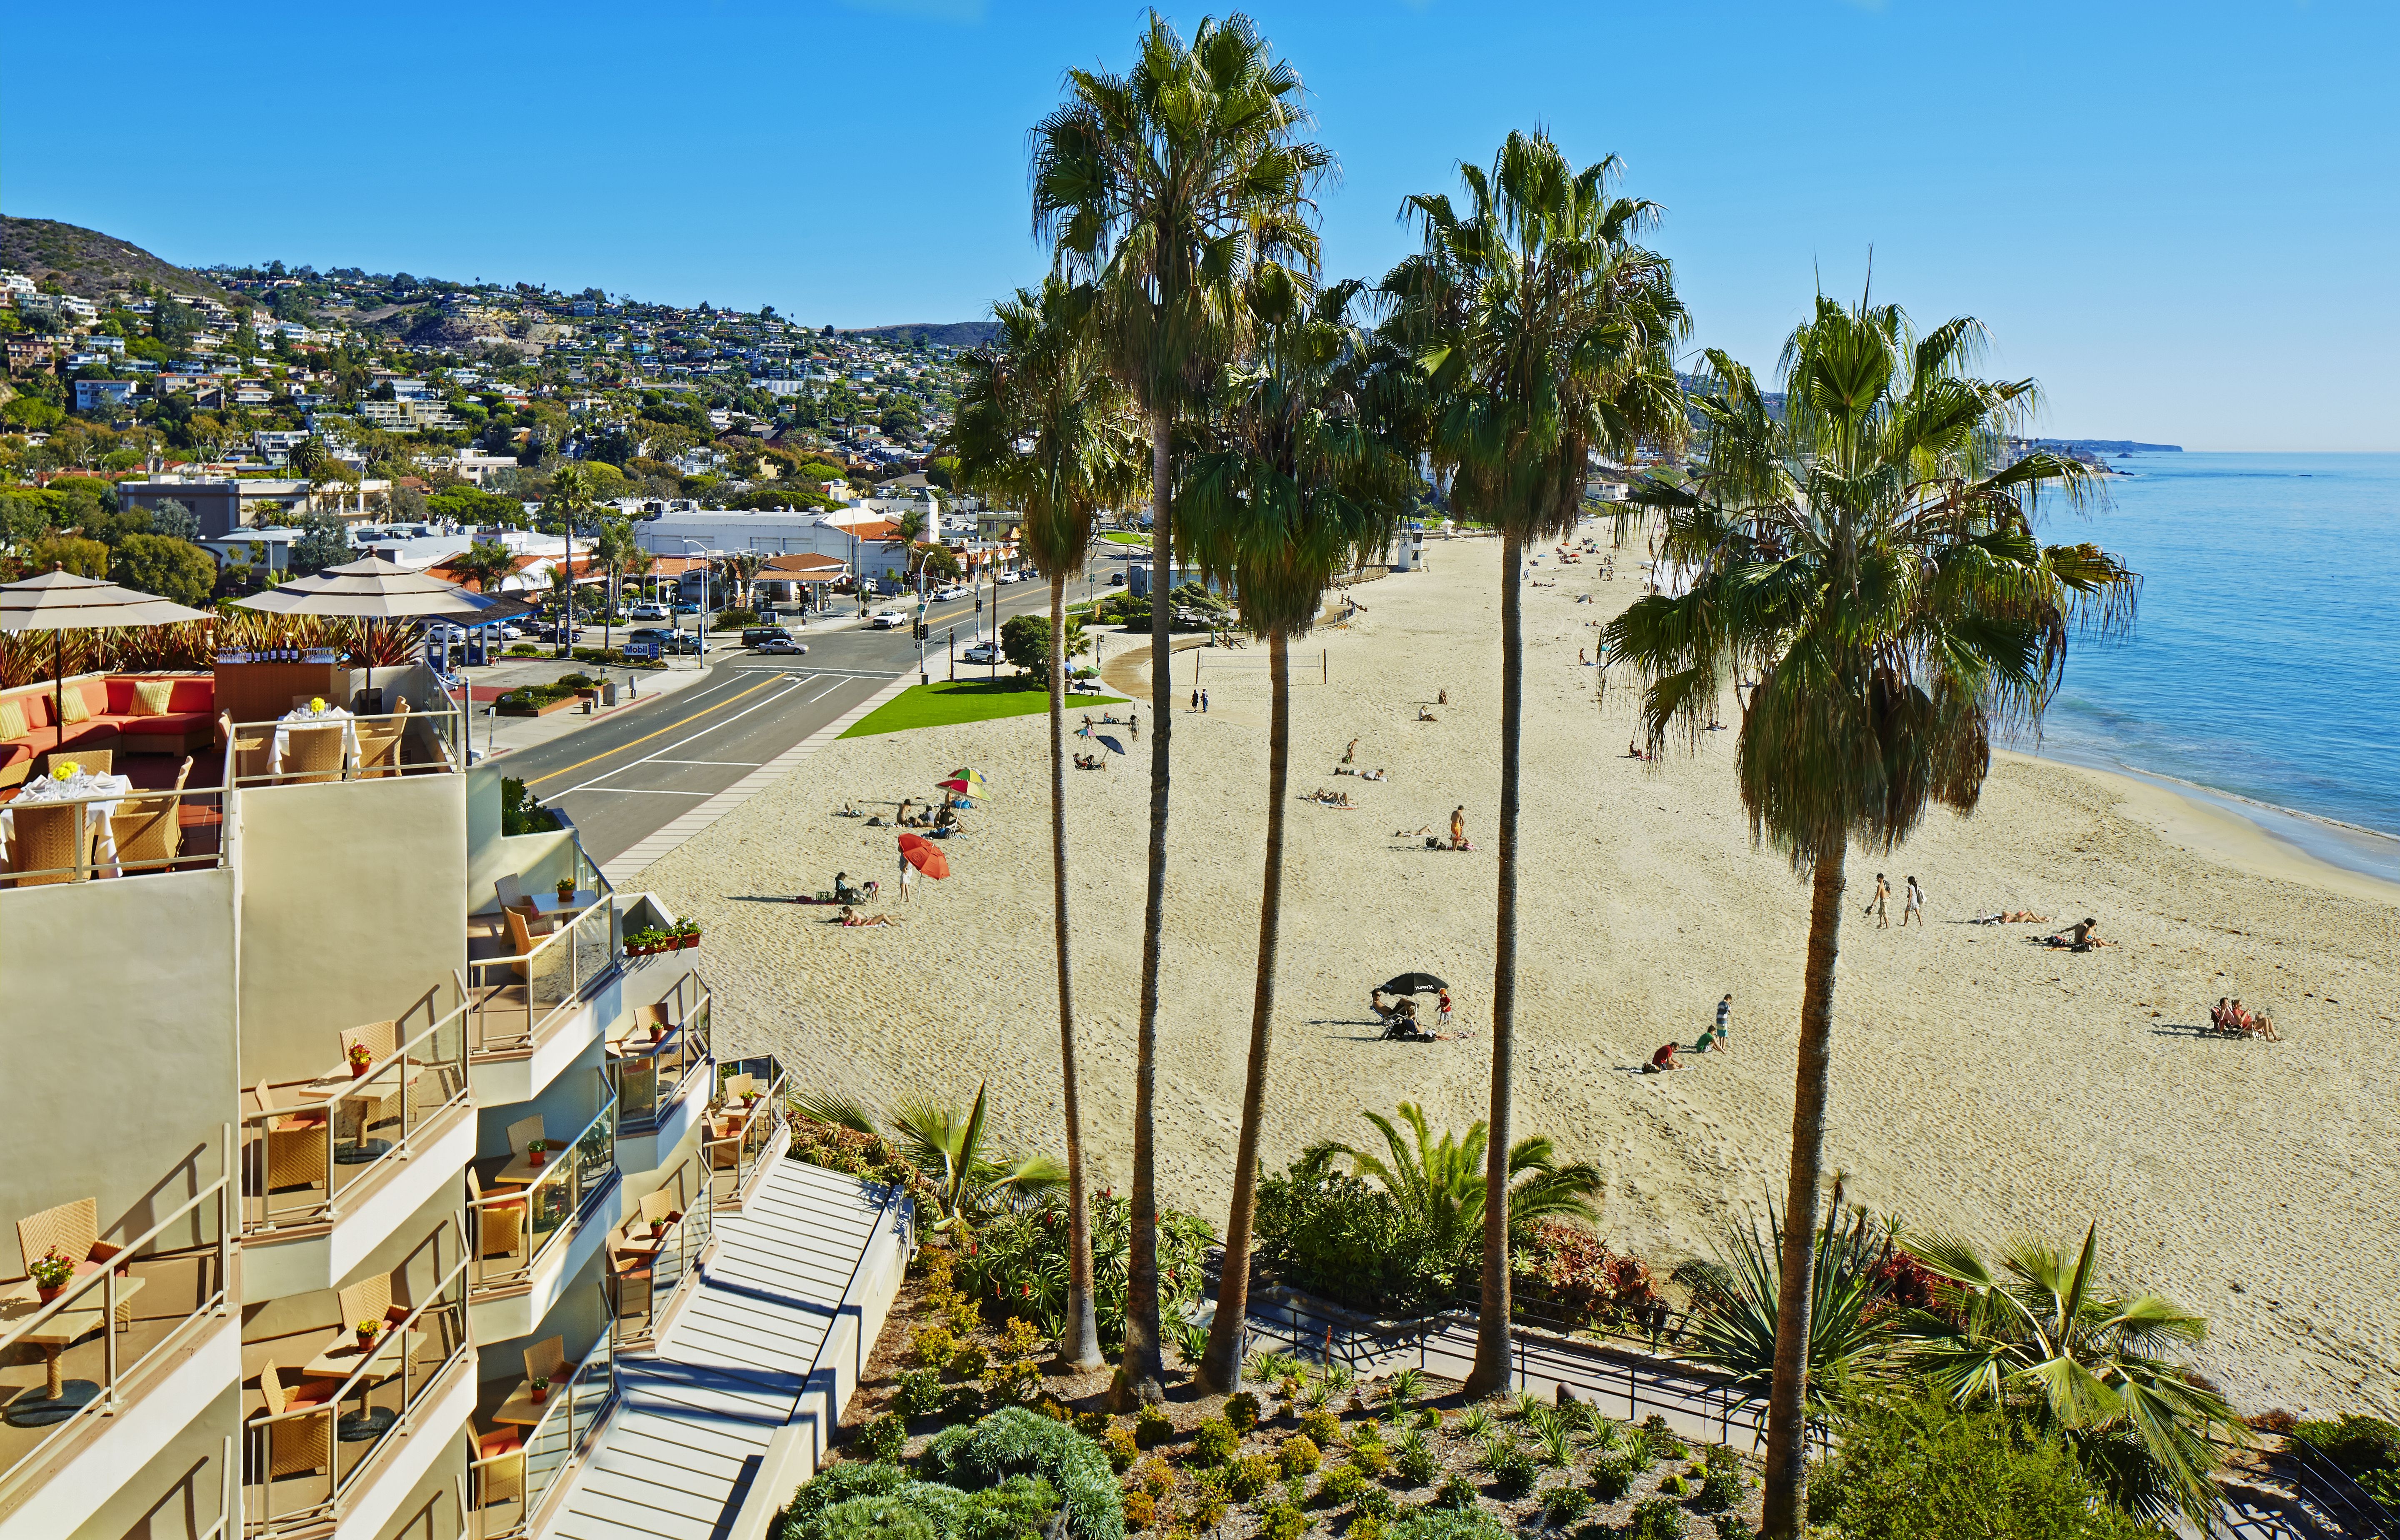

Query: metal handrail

[0,781,227,886]
[608,978,712,1131]
[244,1247,470,1536]
[471,1288,621,1535]
[240,989,471,1231]
[468,1096,619,1293]
[611,1153,716,1343]
[466,898,622,1056]
[0,1132,234,1503]
[221,704,464,790]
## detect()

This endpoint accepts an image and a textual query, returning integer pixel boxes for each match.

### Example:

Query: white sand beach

[640,528,2400,1419]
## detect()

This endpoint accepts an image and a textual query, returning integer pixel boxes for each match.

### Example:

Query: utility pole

[947,626,955,682]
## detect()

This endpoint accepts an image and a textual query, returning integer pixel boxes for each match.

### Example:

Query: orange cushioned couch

[0,677,216,790]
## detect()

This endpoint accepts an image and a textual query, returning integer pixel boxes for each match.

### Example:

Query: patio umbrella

[936,767,991,799]
[897,833,950,880]
[236,556,500,708]
[0,570,212,735]
[1376,972,1449,995]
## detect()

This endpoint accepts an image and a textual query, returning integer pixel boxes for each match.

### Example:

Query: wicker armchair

[467,1169,524,1259]
[15,1196,126,1284]
[111,795,184,872]
[472,1426,526,1508]
[354,726,403,779]
[43,747,111,777]
[8,802,92,887]
[283,725,345,785]
[255,1082,330,1195]
[338,1270,412,1333]
[255,1361,340,1478]
[522,1336,572,1387]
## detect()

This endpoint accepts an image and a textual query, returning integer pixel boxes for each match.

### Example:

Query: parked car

[671,601,704,615]
[931,584,968,601]
[629,602,670,621]
[1108,572,1127,586]
[960,641,1001,665]
[628,627,700,655]
[532,622,586,643]
[869,609,910,629]
[741,626,792,648]
[754,636,808,656]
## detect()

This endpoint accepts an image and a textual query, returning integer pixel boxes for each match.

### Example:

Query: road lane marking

[558,675,818,794]
[520,675,787,786]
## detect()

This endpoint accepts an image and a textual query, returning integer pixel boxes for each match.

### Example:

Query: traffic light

[912,621,928,641]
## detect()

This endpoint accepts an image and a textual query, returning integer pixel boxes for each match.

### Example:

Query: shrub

[918,1246,958,1293]
[920,1407,1127,1540]
[1350,1442,1391,1478]
[1227,1455,1277,1500]
[895,1368,944,1418]
[1453,1405,1491,1442]
[1190,1418,1238,1468]
[1279,1435,1322,1478]
[1035,1394,1072,1423]
[1349,1520,1385,1540]
[1225,1392,1262,1433]
[1712,1518,1756,1540]
[1299,1409,1341,1449]
[1357,1484,1396,1519]
[1132,1458,1177,1502]
[1316,1465,1365,1506]
[778,1462,1060,1540]
[1588,1455,1634,1501]
[1251,1161,1455,1313]
[947,1295,982,1336]
[1484,1440,1537,1498]
[1000,1316,1045,1358]
[938,1385,984,1424]
[1258,1504,1308,1540]
[1692,1450,1743,1513]
[1814,1393,2159,1540]
[1432,1473,1479,1510]
[1640,1415,1687,1463]
[1541,1485,1592,1526]
[1658,1472,1688,1497]
[950,1343,989,1380]
[1132,1403,1174,1449]
[1187,1478,1229,1529]
[1626,1497,1689,1540]
[1120,1490,1155,1532]
[857,1411,906,1461]
[2294,1414,2400,1491]
[982,1358,1041,1408]
[1075,1410,1114,1439]
[1386,1514,1508,1540]
[1102,1427,1138,1473]
[1394,1430,1437,1487]
[1415,1407,1445,1432]
[910,1323,957,1370]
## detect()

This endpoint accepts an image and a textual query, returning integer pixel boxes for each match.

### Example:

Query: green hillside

[0,216,233,303]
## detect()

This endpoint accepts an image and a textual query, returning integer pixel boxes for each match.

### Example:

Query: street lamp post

[678,539,711,664]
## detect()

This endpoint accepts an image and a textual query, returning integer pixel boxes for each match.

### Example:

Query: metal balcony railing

[467,1097,618,1295]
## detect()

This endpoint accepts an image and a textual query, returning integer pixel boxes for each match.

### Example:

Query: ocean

[2013,451,2400,882]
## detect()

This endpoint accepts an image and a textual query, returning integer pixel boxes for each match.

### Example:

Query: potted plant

[528,1375,550,1405]
[556,877,577,904]
[648,1216,671,1239]
[673,919,702,951]
[526,1139,547,1168]
[355,1318,382,1350]
[347,1042,375,1079]
[28,1247,74,1303]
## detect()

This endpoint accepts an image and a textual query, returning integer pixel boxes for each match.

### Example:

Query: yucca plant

[1675,1196,1894,1424]
[1382,1366,1426,1410]
[1454,1403,1492,1443]
[790,1083,1063,1231]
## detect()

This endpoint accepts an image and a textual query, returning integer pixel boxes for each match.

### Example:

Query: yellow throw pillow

[129,680,175,718]
[0,700,25,741]
[58,688,92,725]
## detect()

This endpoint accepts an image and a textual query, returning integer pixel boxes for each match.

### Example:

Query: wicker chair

[230,726,275,784]
[44,748,110,777]
[16,1197,126,1284]
[282,725,345,785]
[472,1426,527,1508]
[255,1361,340,1478]
[353,726,403,779]
[467,1169,523,1259]
[111,795,184,872]
[173,755,193,792]
[8,802,92,887]
[507,1116,547,1155]
[255,1082,330,1195]
[337,1270,411,1334]
[522,1336,572,1388]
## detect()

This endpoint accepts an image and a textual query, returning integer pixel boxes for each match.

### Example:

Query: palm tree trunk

[1050,573,1104,1371]
[1198,628,1289,1395]
[1118,404,1174,1407]
[1760,845,1847,1537]
[1465,530,1526,1399]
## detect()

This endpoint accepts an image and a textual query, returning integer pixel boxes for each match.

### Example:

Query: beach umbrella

[936,766,991,799]
[0,570,212,735]
[897,833,950,880]
[1376,972,1448,995]
[237,556,500,709]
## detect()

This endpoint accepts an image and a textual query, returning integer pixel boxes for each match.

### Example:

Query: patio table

[0,771,133,877]
[296,1061,428,1164]
[270,705,358,772]
[0,1274,145,1427]
[303,1325,424,1441]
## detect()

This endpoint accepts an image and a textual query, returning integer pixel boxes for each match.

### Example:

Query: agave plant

[1454,1403,1493,1442]
[1674,1197,1894,1423]
[790,1083,1064,1230]
[1891,1223,2246,1526]
[1382,1366,1427,1409]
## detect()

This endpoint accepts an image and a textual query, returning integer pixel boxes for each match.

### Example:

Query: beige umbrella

[0,570,213,733]
[236,556,500,706]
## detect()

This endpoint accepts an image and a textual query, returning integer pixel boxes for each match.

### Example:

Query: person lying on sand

[1361,768,1388,781]
[1970,910,2048,925]
[835,905,902,927]
[2042,917,2115,951]
[836,801,862,817]
[1398,824,1437,839]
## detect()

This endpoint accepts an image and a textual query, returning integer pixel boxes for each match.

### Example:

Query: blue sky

[7,1,2393,450]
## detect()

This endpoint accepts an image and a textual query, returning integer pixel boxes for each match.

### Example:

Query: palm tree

[726,552,768,615]
[543,464,592,657]
[1892,1225,2244,1527]
[1379,130,1690,1399]
[882,509,930,594]
[1606,302,2140,1535]
[590,516,637,654]
[1176,275,1410,1393]
[452,537,516,597]
[793,1085,1067,1232]
[1030,8,1328,1406]
[948,275,1148,1371]
[1299,1103,1602,1293]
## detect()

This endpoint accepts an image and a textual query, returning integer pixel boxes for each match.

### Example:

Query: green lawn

[1100,530,1148,546]
[840,679,1128,739]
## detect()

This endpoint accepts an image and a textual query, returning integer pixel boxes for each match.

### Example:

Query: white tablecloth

[272,707,358,774]
[0,772,133,876]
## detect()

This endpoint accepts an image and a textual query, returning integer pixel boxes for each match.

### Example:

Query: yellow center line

[521,676,789,786]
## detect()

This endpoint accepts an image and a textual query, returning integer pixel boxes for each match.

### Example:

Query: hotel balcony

[465,1096,620,1345]
[464,831,624,1108]
[606,967,713,1178]
[236,987,476,1304]
[238,1223,473,1540]
[605,1150,716,1352]
[702,1056,791,1211]
[464,1312,618,1540]
[0,1141,237,1538]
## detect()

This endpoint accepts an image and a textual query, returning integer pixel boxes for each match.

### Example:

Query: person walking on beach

[1868,873,1890,928]
[1128,708,1138,741]
[1713,993,1732,1048]
[1902,875,1925,927]
[897,853,915,904]
[1191,687,1200,712]
[1438,988,1455,1031]
[1450,805,1466,850]
[1202,689,1210,713]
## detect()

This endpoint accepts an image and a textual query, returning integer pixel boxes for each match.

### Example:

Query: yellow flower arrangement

[50,760,80,780]
[308,696,328,714]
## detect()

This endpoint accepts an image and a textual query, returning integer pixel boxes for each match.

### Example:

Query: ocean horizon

[2010,450,2400,882]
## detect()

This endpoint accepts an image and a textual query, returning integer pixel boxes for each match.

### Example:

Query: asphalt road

[505,554,1135,866]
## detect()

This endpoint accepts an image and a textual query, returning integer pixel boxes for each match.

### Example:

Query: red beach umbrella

[897,833,950,880]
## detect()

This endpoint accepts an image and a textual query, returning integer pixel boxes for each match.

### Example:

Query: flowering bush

[1510,1223,1666,1332]
[788,1113,932,1201]
[952,1189,1213,1355]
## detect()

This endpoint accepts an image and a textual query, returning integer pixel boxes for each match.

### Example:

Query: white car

[628,602,670,620]
[932,584,968,601]
[960,641,1001,665]
[870,609,910,629]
